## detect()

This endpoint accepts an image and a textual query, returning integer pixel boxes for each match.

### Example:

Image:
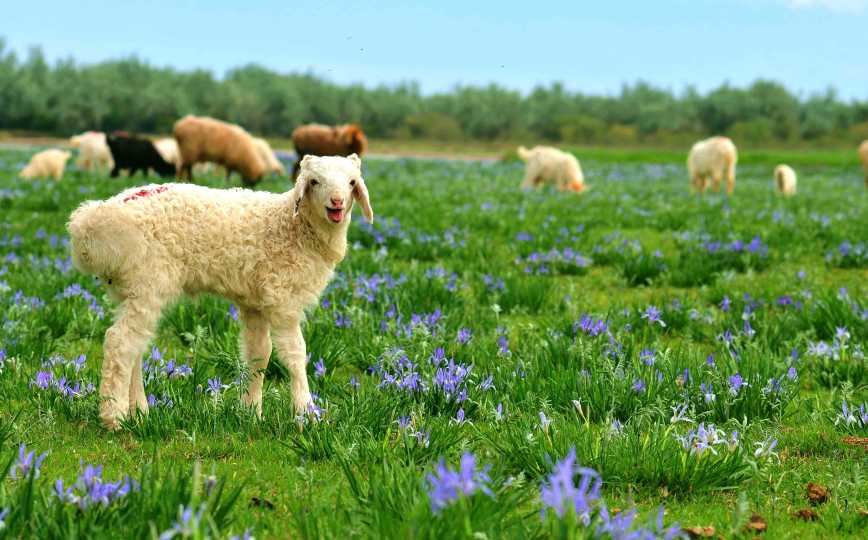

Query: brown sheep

[291,124,367,177]
[173,115,266,186]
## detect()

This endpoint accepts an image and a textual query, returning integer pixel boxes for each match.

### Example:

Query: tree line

[2,40,867,146]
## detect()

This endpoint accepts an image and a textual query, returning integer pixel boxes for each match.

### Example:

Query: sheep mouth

[326,207,344,223]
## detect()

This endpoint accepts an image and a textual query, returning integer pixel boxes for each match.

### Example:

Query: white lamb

[153,137,180,168]
[20,149,72,180]
[70,131,114,173]
[253,137,287,176]
[687,137,738,195]
[517,145,586,192]
[773,164,797,196]
[68,154,374,429]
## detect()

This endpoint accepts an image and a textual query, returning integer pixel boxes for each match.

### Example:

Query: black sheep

[106,133,176,178]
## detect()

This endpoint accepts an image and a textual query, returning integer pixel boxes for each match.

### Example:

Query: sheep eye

[350,179,356,186]
[310,179,319,186]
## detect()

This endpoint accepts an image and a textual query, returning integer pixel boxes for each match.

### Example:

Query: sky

[3,0,868,99]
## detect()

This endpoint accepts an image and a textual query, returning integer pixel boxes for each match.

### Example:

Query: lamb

[174,115,266,185]
[67,154,373,430]
[253,137,287,176]
[70,131,114,173]
[20,149,72,180]
[687,136,738,195]
[291,124,367,177]
[516,145,586,192]
[859,140,868,189]
[773,164,797,196]
[153,137,180,168]
[106,133,177,178]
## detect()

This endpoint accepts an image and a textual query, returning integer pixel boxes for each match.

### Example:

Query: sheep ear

[353,176,374,223]
[301,155,316,168]
[347,153,361,168]
[292,174,309,217]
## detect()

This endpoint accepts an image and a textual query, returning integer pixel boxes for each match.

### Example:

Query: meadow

[0,147,866,539]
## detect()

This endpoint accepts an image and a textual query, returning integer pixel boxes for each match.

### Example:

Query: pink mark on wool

[123,185,169,203]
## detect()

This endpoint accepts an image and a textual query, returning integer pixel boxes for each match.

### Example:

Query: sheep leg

[271,320,312,414]
[110,166,120,178]
[100,297,162,430]
[128,355,148,416]
[239,308,272,417]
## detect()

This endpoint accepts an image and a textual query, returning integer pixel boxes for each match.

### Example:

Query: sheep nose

[331,197,344,207]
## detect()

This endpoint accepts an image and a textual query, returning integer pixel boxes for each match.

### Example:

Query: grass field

[0,148,866,539]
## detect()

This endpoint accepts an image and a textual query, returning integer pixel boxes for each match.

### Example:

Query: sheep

[253,137,287,176]
[153,137,180,168]
[516,145,586,192]
[20,149,72,181]
[70,131,114,173]
[859,140,868,189]
[106,133,177,178]
[291,124,367,178]
[67,154,374,430]
[174,115,266,186]
[773,164,797,196]
[687,136,738,195]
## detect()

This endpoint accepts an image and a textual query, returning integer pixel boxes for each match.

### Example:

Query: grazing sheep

[70,131,114,173]
[516,145,586,192]
[67,154,373,429]
[106,133,176,178]
[20,149,72,180]
[253,137,286,176]
[153,138,180,168]
[774,164,797,196]
[687,137,738,195]
[291,124,367,177]
[174,115,266,186]
[859,140,868,188]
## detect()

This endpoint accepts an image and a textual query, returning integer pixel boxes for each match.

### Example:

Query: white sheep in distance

[774,164,797,196]
[70,131,114,173]
[20,149,72,180]
[253,137,287,176]
[687,136,738,195]
[67,154,374,429]
[517,145,586,192]
[153,137,180,168]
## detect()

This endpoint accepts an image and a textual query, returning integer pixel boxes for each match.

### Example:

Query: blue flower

[314,358,326,378]
[540,448,601,521]
[632,379,646,393]
[426,452,493,512]
[728,373,745,396]
[10,443,47,479]
[641,305,666,327]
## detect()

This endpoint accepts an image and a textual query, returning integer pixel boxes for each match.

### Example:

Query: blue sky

[4,0,868,99]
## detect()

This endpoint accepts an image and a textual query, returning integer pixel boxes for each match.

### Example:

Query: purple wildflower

[641,305,666,327]
[426,452,493,512]
[10,443,47,479]
[540,448,602,521]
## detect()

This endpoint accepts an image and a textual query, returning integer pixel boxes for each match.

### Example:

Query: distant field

[0,148,866,538]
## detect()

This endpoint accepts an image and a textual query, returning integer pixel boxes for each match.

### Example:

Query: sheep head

[293,154,373,225]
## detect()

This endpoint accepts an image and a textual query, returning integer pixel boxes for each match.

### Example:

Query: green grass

[0,148,866,538]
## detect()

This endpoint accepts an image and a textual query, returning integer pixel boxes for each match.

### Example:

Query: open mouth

[326,207,344,223]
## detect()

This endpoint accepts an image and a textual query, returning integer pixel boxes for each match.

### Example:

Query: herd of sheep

[518,135,858,197]
[7,116,867,430]
[16,116,868,196]
[18,116,367,185]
